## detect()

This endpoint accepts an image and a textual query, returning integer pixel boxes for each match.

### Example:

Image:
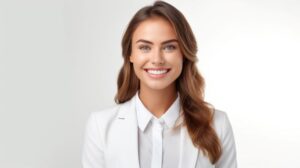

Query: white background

[1,0,299,167]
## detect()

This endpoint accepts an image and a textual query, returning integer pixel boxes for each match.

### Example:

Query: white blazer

[82,96,237,168]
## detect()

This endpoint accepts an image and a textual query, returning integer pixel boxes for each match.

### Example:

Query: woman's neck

[139,85,177,118]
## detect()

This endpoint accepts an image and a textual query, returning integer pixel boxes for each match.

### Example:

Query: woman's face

[130,17,183,92]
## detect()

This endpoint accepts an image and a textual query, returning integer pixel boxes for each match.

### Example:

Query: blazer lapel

[114,96,140,168]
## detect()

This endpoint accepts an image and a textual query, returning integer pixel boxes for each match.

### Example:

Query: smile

[147,69,169,75]
[144,68,171,78]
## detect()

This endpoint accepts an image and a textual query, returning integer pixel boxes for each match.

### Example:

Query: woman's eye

[163,45,176,51]
[139,45,151,51]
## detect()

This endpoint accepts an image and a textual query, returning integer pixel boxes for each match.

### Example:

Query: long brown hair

[115,1,222,164]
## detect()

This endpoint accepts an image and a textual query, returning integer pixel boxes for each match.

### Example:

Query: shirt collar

[135,91,181,132]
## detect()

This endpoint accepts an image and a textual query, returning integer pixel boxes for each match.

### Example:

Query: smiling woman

[82,1,237,168]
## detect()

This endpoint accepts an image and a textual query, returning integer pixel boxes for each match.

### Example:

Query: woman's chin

[140,81,175,92]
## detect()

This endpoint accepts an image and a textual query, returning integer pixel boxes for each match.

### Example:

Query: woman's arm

[215,113,238,168]
[82,112,105,168]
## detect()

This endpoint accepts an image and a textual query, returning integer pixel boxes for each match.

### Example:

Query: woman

[82,1,237,168]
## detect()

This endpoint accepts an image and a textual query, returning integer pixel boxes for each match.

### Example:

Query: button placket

[151,119,164,168]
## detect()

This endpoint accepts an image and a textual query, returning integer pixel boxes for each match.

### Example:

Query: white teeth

[147,69,168,75]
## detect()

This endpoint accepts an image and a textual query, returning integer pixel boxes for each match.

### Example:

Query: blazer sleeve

[82,112,105,168]
[215,112,238,168]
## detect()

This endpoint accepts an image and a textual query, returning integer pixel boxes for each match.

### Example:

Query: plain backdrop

[1,0,300,167]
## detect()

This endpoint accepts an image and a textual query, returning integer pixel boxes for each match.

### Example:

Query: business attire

[136,92,181,168]
[82,92,237,168]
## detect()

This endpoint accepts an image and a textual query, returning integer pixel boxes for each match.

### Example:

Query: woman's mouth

[144,68,171,79]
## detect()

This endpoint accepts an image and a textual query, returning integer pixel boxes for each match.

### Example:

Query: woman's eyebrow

[135,39,178,45]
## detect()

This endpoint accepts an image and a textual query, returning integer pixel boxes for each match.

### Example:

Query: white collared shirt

[135,92,181,168]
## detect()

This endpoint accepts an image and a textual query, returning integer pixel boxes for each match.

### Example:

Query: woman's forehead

[132,17,177,43]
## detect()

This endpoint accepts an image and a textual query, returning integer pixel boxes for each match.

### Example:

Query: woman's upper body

[82,1,237,167]
[81,92,237,168]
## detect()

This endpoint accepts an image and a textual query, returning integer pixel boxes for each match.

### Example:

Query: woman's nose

[151,48,165,65]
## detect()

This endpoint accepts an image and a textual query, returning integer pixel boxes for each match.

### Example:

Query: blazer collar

[115,94,199,168]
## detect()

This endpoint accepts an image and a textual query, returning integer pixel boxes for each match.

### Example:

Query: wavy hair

[115,0,222,164]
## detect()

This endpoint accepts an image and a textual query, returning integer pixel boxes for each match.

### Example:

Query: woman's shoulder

[90,101,131,121]
[212,109,229,124]
[212,109,235,140]
[88,99,134,126]
[91,104,120,118]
